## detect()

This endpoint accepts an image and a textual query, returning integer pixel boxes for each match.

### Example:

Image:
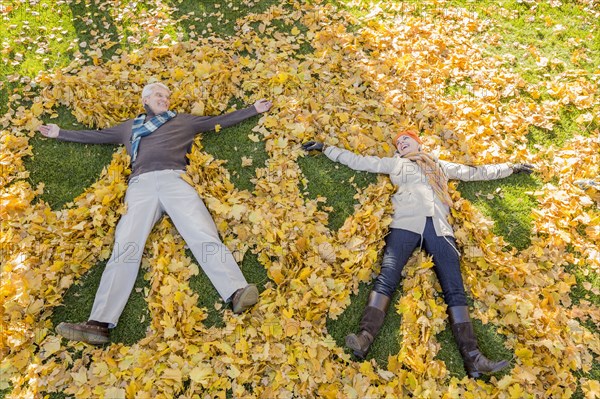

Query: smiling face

[395,134,421,156]
[142,86,171,115]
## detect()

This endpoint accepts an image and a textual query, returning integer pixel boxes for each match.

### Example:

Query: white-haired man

[39,82,273,345]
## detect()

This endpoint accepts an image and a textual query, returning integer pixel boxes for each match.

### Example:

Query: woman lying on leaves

[302,131,534,379]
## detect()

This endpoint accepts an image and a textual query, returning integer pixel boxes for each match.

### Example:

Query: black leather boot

[448,306,510,378]
[345,291,391,359]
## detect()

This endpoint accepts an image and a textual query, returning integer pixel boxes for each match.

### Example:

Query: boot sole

[56,322,109,345]
[488,359,510,373]
[345,334,367,359]
[232,285,259,314]
[468,359,510,379]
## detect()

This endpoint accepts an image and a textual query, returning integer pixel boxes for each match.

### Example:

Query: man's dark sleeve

[189,105,259,133]
[58,120,133,145]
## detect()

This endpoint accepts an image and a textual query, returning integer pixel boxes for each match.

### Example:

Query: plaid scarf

[130,110,176,163]
[402,152,453,207]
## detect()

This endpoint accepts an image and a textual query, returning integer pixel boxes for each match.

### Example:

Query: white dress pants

[89,170,248,327]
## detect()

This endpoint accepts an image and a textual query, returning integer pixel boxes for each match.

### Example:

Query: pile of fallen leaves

[1,1,598,397]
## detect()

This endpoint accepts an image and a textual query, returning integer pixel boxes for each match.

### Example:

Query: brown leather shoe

[232,285,259,314]
[56,321,109,345]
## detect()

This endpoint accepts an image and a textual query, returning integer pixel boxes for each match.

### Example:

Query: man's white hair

[141,82,171,100]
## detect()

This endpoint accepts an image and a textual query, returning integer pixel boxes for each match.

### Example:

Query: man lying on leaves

[39,82,273,345]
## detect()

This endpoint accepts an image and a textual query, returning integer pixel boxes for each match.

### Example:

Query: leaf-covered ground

[1,0,599,398]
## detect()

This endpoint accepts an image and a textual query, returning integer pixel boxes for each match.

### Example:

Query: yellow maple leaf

[189,364,213,386]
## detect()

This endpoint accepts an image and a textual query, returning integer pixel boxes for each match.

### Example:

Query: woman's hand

[38,124,60,138]
[511,163,535,174]
[301,141,324,152]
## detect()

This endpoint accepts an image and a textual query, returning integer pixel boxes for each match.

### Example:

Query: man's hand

[38,124,60,138]
[512,163,535,174]
[301,141,324,152]
[254,99,273,113]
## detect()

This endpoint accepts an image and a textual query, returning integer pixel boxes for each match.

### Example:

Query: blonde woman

[302,132,533,378]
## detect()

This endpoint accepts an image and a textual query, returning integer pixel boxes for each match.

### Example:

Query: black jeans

[373,217,468,307]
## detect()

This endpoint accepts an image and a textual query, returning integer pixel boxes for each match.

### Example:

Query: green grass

[567,263,600,399]
[169,0,280,39]
[25,106,117,209]
[527,106,598,151]
[457,173,542,251]
[201,114,269,193]
[1,1,78,114]
[64,1,122,61]
[0,0,124,115]
[298,153,376,231]
[567,263,600,335]
[402,0,600,81]
[474,1,599,80]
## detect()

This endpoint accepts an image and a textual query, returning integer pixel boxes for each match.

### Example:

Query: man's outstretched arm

[190,99,273,133]
[37,121,131,145]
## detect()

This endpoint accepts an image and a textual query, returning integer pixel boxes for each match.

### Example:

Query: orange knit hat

[394,130,422,145]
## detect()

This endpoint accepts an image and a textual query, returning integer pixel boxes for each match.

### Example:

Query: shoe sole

[345,334,367,359]
[469,360,510,379]
[232,285,259,314]
[56,322,110,345]
[489,359,510,373]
